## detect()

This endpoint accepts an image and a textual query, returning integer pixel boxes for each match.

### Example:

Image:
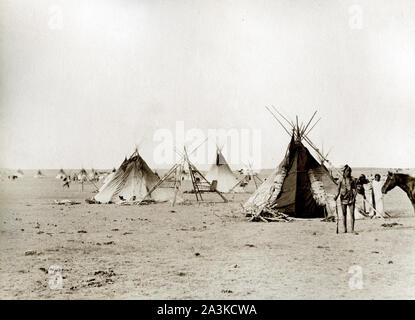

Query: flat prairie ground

[0,170,414,299]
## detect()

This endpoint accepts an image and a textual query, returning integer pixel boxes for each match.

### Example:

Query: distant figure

[62,176,70,189]
[372,174,384,218]
[240,181,248,187]
[334,165,358,233]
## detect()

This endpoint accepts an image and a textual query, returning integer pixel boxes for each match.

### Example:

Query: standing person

[356,174,370,214]
[62,176,70,189]
[371,174,384,218]
[334,165,358,233]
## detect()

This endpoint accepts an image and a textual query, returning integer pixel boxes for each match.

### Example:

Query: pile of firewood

[245,205,293,223]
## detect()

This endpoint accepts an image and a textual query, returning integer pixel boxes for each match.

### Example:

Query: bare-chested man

[334,165,358,233]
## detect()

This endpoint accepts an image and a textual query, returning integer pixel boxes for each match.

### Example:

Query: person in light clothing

[371,174,384,218]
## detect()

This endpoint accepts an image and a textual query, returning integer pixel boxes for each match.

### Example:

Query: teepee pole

[137,163,180,204]
[301,111,317,136]
[265,106,292,137]
[82,169,99,192]
[296,115,299,134]
[304,118,321,136]
[272,106,295,128]
[247,162,258,189]
[172,162,183,207]
[252,175,258,189]
[229,178,243,193]
[248,162,262,189]
[139,138,210,204]
[185,148,227,203]
[184,148,202,201]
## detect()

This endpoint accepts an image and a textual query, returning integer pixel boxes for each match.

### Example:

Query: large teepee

[205,148,244,193]
[93,149,173,204]
[244,109,338,218]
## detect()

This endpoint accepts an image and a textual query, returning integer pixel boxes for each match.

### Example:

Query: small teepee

[78,168,88,181]
[236,163,263,191]
[34,170,45,178]
[205,148,244,193]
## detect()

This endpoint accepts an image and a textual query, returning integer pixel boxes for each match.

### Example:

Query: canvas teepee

[77,168,88,181]
[236,163,263,191]
[205,148,244,193]
[93,149,173,204]
[102,170,115,184]
[244,109,338,219]
[34,170,45,178]
[88,168,99,181]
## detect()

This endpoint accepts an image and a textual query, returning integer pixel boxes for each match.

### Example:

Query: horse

[382,172,415,214]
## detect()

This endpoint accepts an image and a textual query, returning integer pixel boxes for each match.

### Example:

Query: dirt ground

[0,170,414,299]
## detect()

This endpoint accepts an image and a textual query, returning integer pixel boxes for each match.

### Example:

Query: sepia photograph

[0,0,414,307]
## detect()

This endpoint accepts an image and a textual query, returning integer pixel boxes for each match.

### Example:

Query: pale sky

[1,0,414,170]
